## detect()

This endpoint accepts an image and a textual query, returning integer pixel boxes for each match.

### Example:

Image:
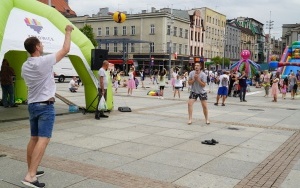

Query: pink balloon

[241,50,251,60]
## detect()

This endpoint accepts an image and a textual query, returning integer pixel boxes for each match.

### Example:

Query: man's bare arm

[56,25,74,63]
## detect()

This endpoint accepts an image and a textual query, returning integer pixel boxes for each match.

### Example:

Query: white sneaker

[161,97,164,99]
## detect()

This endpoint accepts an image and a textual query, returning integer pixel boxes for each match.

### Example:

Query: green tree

[211,56,222,65]
[79,24,98,47]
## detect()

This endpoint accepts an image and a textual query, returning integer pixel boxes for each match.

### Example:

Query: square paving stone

[252,132,291,143]
[51,130,86,143]
[0,158,28,187]
[222,146,272,163]
[280,170,300,188]
[60,136,122,150]
[122,125,169,134]
[68,150,136,169]
[45,142,91,158]
[114,159,191,182]
[95,121,137,129]
[261,129,295,136]
[0,181,18,188]
[100,142,165,159]
[173,140,233,156]
[240,139,283,152]
[0,136,29,150]
[292,159,300,171]
[63,125,115,135]
[67,179,121,188]
[96,130,149,141]
[131,134,187,148]
[0,132,21,141]
[174,171,240,188]
[212,128,259,138]
[143,148,214,170]
[156,129,206,139]
[197,157,258,180]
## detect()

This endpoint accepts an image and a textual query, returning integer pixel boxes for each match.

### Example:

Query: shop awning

[107,59,133,65]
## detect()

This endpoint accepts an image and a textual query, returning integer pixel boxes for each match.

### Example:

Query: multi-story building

[233,17,265,63]
[282,24,300,50]
[188,9,205,57]
[200,7,226,62]
[225,21,241,64]
[69,7,192,72]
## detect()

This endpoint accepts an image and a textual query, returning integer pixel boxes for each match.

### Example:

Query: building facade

[69,7,192,72]
[200,7,226,61]
[282,24,300,50]
[225,22,241,64]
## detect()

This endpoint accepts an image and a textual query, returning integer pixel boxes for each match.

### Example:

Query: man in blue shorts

[21,25,74,188]
[214,71,229,106]
[187,62,210,125]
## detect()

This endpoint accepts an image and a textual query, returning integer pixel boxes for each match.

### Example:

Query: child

[281,81,287,99]
[174,75,183,99]
[134,77,139,89]
[113,76,119,93]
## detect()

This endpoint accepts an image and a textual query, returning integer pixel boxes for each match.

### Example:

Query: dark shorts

[28,102,55,138]
[175,87,181,90]
[159,86,165,90]
[217,86,228,96]
[189,92,208,101]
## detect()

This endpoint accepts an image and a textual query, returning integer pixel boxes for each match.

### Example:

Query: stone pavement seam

[234,131,300,188]
[0,144,186,188]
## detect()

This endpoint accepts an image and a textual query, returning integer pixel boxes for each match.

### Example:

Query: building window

[131,43,135,52]
[185,45,188,55]
[179,44,182,54]
[97,28,101,36]
[167,25,171,35]
[179,28,183,37]
[105,27,109,36]
[131,26,136,35]
[114,27,118,36]
[173,43,177,53]
[185,29,188,39]
[105,43,109,51]
[191,31,193,41]
[150,24,155,34]
[113,43,117,52]
[123,26,127,35]
[173,27,177,36]
[150,42,154,52]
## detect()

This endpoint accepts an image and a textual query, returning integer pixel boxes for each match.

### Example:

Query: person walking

[281,79,287,99]
[95,60,110,120]
[157,68,167,99]
[289,72,298,99]
[228,70,236,97]
[0,59,18,108]
[262,70,271,97]
[238,71,248,102]
[139,69,145,88]
[127,67,135,95]
[271,72,280,102]
[21,25,74,188]
[214,71,229,106]
[174,75,183,99]
[187,62,209,125]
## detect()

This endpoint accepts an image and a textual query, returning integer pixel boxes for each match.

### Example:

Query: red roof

[38,0,77,17]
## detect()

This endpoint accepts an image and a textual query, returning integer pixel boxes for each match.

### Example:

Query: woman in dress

[271,72,280,102]
[127,67,135,95]
[262,70,271,97]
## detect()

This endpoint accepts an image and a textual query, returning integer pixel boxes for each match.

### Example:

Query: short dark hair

[24,37,40,54]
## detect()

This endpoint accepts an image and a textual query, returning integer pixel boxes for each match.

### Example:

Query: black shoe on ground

[100,114,109,118]
[214,103,218,106]
[243,100,247,102]
[36,171,44,177]
[21,180,45,188]
[95,114,100,120]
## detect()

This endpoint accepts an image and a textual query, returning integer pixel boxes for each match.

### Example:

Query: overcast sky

[68,0,300,39]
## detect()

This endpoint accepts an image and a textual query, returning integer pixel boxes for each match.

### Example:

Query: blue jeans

[28,103,55,138]
[1,84,14,107]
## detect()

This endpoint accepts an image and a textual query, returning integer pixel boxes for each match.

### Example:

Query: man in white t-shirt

[214,71,229,106]
[69,76,79,92]
[95,60,109,120]
[21,25,73,188]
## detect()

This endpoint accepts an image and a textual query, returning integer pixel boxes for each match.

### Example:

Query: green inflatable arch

[0,0,101,110]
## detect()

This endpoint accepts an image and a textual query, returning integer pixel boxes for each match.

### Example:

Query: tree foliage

[79,24,98,47]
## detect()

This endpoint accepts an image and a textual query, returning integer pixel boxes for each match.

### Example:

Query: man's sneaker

[214,103,218,106]
[100,114,109,118]
[36,171,44,177]
[21,180,45,188]
[243,100,247,102]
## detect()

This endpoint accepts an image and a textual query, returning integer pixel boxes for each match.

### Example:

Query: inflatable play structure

[0,0,110,111]
[269,41,300,77]
[230,50,261,77]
